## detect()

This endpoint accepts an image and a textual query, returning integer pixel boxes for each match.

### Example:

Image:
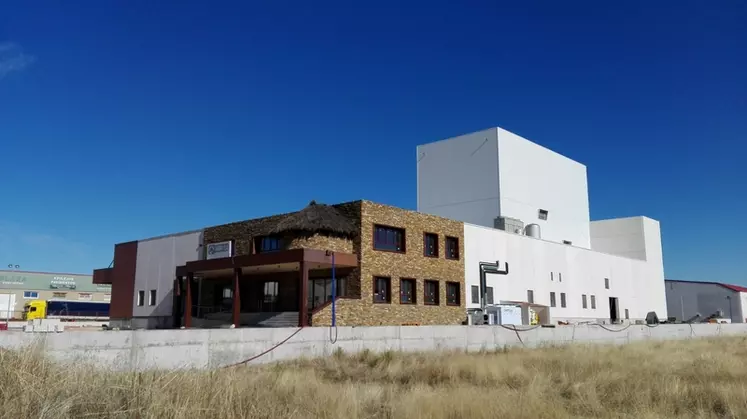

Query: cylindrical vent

[525,224,541,239]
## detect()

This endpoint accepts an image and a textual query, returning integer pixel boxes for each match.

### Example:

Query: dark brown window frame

[446,282,460,306]
[372,224,406,253]
[424,280,439,305]
[254,235,284,254]
[423,232,439,258]
[373,276,392,304]
[445,236,459,260]
[399,278,416,304]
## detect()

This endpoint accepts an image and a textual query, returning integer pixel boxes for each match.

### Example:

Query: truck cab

[23,300,47,320]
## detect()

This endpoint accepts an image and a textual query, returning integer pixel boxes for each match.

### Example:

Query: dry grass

[3,337,747,419]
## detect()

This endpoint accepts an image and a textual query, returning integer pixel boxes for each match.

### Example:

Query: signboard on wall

[206,241,233,260]
[50,276,77,289]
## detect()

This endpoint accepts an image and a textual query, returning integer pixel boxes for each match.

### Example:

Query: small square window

[149,290,157,306]
[538,209,548,220]
[400,278,416,304]
[424,280,439,305]
[137,290,145,307]
[445,236,459,260]
[605,278,610,289]
[486,287,494,305]
[424,233,439,257]
[550,292,556,307]
[23,291,39,299]
[527,290,534,304]
[591,295,596,309]
[446,282,460,306]
[582,294,587,309]
[373,277,391,303]
[471,285,479,304]
[560,293,567,308]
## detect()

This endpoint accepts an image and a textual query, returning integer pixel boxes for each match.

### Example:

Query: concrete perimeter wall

[2,324,746,371]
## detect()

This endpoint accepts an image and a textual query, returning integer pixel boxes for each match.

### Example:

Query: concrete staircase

[203,311,299,327]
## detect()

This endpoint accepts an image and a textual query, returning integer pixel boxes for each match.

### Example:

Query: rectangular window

[373,276,391,303]
[400,278,416,304]
[263,281,279,304]
[423,233,439,257]
[538,209,549,220]
[373,225,406,252]
[424,280,439,305]
[486,287,494,305]
[591,295,596,309]
[527,290,534,304]
[471,285,479,304]
[605,278,610,289]
[560,293,567,308]
[550,292,556,307]
[582,294,587,309]
[446,282,460,306]
[149,290,157,306]
[550,272,553,281]
[52,292,67,299]
[563,240,572,245]
[445,237,459,260]
[559,273,562,282]
[78,293,92,301]
[255,236,284,253]
[23,291,39,299]
[625,309,630,319]
[137,290,145,306]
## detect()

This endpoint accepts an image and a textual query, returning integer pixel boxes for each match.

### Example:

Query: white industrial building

[417,127,668,323]
[665,280,747,323]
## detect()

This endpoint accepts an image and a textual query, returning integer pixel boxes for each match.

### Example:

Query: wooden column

[184,272,193,328]
[232,268,241,327]
[298,261,309,327]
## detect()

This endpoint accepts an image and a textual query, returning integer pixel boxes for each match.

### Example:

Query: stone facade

[287,234,353,253]
[312,201,466,326]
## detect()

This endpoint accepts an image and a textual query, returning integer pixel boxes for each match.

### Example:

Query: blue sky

[1,1,745,283]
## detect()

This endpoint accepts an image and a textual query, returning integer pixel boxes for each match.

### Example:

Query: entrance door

[261,281,279,312]
[609,297,619,324]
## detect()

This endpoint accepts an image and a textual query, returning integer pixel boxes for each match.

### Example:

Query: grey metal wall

[665,281,743,323]
[133,231,203,320]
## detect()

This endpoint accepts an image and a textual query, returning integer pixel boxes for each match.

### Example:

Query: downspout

[479,261,509,311]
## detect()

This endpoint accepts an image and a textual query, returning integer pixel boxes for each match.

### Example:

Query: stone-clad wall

[313,201,466,326]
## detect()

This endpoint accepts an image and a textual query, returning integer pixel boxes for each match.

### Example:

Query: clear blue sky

[1,1,745,284]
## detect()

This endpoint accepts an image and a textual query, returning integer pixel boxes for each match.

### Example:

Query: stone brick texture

[313,201,466,327]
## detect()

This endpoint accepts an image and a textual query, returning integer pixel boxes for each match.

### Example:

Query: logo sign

[0,275,25,286]
[207,241,233,260]
[50,276,77,290]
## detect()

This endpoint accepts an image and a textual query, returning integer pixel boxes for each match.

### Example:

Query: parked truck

[23,299,110,321]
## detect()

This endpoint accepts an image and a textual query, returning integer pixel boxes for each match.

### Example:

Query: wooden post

[298,261,308,327]
[185,272,193,328]
[232,268,241,327]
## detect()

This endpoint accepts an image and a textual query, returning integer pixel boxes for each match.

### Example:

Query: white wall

[590,217,647,260]
[496,128,591,248]
[133,231,203,320]
[417,128,501,226]
[417,127,591,248]
[465,223,667,322]
[665,281,744,323]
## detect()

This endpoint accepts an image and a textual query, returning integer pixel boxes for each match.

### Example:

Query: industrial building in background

[665,280,747,323]
[417,127,668,323]
[0,270,111,320]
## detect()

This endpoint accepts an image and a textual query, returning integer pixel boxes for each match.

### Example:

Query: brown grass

[2,336,747,418]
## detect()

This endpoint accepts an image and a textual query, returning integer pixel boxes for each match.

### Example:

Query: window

[263,281,279,304]
[625,309,630,319]
[582,294,587,309]
[222,287,233,299]
[605,278,610,289]
[446,282,460,306]
[486,287,494,305]
[400,278,416,304]
[445,237,459,260]
[78,293,92,301]
[373,276,391,303]
[137,290,145,306]
[255,236,284,253]
[538,209,548,220]
[471,285,479,304]
[550,292,556,307]
[563,240,572,245]
[23,291,38,299]
[423,233,439,257]
[373,225,406,252]
[560,293,567,308]
[527,290,534,304]
[308,277,347,309]
[149,290,157,306]
[550,272,553,281]
[591,295,596,309]
[559,273,562,282]
[424,280,439,305]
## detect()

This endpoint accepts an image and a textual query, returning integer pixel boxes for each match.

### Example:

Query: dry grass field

[2,336,747,419]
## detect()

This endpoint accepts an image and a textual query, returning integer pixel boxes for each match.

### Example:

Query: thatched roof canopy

[270,201,357,237]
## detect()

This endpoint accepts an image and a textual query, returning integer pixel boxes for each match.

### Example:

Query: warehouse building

[417,127,668,323]
[665,280,747,323]
[0,270,111,320]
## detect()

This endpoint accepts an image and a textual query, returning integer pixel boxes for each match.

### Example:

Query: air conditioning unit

[494,216,524,235]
